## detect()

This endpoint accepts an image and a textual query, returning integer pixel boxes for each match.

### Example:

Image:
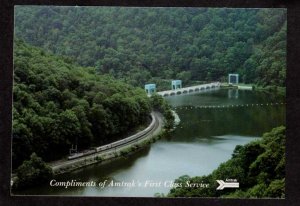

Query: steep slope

[13,40,152,168]
[168,126,285,198]
[14,7,286,87]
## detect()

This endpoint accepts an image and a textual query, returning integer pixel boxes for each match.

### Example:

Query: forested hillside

[14,7,286,88]
[12,40,154,168]
[13,6,287,170]
[167,126,285,198]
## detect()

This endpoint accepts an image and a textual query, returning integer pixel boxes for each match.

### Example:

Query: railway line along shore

[50,111,165,175]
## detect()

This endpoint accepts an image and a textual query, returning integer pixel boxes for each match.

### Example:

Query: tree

[14,7,286,86]
[150,94,174,129]
[14,153,53,189]
[12,40,155,168]
[168,126,285,198]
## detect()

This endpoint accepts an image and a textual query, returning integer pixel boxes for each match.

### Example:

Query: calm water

[15,89,285,196]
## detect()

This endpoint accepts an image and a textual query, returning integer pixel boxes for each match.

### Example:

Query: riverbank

[220,82,285,96]
[50,112,165,175]
[253,85,286,96]
[167,126,285,198]
[11,88,286,196]
[220,83,253,90]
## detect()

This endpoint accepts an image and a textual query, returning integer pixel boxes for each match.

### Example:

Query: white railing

[156,82,220,96]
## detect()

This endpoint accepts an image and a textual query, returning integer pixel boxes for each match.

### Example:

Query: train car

[69,112,157,160]
[68,152,84,160]
[67,149,96,160]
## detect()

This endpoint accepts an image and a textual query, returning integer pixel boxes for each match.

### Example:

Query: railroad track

[51,112,161,167]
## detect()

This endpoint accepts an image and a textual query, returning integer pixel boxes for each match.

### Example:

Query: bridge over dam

[156,82,221,97]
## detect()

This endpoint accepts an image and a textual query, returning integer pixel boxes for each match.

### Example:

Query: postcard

[2,2,299,205]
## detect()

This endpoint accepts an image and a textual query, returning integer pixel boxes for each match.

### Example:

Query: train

[68,112,157,160]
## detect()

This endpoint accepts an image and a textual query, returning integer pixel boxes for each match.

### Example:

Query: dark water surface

[15,89,285,196]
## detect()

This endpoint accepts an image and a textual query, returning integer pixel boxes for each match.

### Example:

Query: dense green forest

[15,7,286,89]
[13,40,173,169]
[167,126,285,198]
[13,153,53,189]
[12,7,286,195]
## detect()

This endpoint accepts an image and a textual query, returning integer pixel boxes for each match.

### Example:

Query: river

[14,88,285,196]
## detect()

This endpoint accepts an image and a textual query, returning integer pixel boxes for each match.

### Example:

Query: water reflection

[228,89,239,99]
[14,89,285,196]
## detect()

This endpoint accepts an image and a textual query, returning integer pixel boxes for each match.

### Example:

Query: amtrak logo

[216,179,239,190]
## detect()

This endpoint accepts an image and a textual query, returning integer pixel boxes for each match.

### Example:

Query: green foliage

[12,40,155,169]
[13,153,53,190]
[264,178,285,198]
[248,21,286,88]
[14,7,286,88]
[94,156,103,162]
[168,126,285,198]
[13,7,286,175]
[150,94,174,129]
[154,192,166,197]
